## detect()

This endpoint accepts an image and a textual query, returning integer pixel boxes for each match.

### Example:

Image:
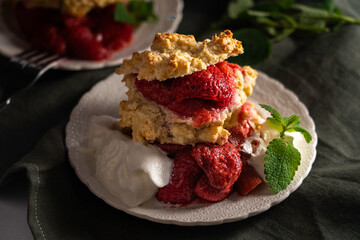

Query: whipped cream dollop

[86,115,173,207]
[243,121,306,181]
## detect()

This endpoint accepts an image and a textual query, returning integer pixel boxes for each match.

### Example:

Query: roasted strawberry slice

[194,175,233,202]
[101,22,133,50]
[134,62,239,124]
[191,143,242,189]
[155,152,203,204]
[236,161,263,196]
[135,79,174,105]
[215,61,245,79]
[171,64,234,105]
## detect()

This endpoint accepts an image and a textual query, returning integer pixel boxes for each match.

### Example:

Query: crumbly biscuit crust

[116,30,244,81]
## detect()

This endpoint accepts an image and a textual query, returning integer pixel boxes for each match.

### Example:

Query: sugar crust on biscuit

[116,30,244,81]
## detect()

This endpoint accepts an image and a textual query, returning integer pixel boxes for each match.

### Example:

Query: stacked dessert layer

[117,30,258,145]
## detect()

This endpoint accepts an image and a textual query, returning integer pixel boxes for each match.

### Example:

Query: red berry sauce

[135,61,244,126]
[15,3,133,61]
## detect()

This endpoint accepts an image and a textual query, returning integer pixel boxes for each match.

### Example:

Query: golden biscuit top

[116,30,244,81]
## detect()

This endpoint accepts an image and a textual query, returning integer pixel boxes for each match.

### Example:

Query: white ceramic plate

[65,72,317,226]
[0,0,183,70]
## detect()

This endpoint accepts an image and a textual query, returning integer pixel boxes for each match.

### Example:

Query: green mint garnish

[114,0,157,26]
[114,3,136,25]
[264,138,301,194]
[259,104,312,193]
[259,104,312,142]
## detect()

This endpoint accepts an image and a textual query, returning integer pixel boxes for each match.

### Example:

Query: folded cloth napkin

[1,0,360,239]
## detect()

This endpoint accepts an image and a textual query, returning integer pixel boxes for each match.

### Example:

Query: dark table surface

[1,0,360,239]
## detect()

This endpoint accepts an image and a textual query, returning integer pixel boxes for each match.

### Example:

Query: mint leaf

[259,104,313,193]
[260,104,312,143]
[128,1,158,22]
[114,0,157,25]
[288,126,312,143]
[259,104,283,123]
[264,138,301,193]
[114,2,136,25]
[285,115,301,128]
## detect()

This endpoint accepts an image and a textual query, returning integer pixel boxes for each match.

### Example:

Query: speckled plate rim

[65,71,318,226]
[0,0,183,70]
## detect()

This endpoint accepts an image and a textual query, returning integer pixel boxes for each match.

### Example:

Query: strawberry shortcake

[115,30,264,204]
[117,30,257,146]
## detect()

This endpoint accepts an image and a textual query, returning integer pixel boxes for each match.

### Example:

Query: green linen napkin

[1,0,360,239]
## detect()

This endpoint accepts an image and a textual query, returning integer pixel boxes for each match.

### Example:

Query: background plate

[65,72,317,226]
[0,0,183,70]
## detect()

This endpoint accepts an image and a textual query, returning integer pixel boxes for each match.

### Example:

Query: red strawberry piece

[191,143,242,189]
[155,152,203,204]
[236,161,263,196]
[64,26,111,60]
[171,64,234,106]
[91,4,133,51]
[194,175,233,202]
[134,62,238,125]
[135,79,174,105]
[100,22,134,50]
[65,25,93,43]
[156,143,192,155]
[215,61,245,79]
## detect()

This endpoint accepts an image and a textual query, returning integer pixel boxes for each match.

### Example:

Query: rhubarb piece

[236,161,263,196]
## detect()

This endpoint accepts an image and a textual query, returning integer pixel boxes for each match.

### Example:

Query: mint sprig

[114,0,158,26]
[259,104,312,193]
[259,104,312,142]
[213,0,360,65]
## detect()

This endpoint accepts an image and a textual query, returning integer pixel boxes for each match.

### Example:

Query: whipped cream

[243,121,306,181]
[86,115,173,207]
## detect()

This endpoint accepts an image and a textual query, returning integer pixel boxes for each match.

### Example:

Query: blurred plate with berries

[0,0,183,70]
